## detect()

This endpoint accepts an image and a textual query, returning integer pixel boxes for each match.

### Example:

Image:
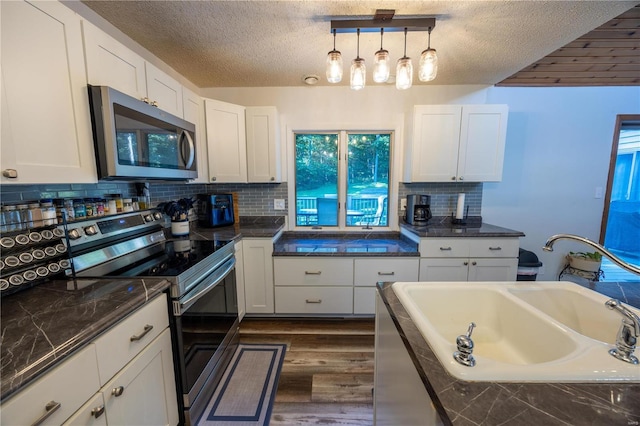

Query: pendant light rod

[331,17,435,33]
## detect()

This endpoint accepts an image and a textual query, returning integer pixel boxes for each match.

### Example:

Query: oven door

[170,255,239,425]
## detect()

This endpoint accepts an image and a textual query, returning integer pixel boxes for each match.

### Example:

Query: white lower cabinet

[354,258,419,315]
[0,295,178,426]
[243,238,275,314]
[418,237,519,282]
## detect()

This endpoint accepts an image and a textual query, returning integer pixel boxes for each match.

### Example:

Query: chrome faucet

[605,299,640,365]
[453,322,476,367]
[542,233,640,276]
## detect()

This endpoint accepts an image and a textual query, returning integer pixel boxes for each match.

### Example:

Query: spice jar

[63,199,75,222]
[123,198,134,212]
[73,199,86,220]
[96,199,105,216]
[85,198,95,218]
[40,199,57,226]
[16,204,30,231]
[28,202,44,228]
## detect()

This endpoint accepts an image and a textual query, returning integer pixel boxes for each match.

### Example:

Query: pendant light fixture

[350,28,366,90]
[373,28,390,83]
[419,26,438,82]
[396,28,413,90]
[326,28,343,83]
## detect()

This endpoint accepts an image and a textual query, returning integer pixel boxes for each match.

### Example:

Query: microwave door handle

[175,256,235,315]
[180,130,195,169]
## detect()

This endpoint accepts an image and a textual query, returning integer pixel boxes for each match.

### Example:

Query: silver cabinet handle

[377,271,395,276]
[211,177,217,181]
[439,247,452,251]
[451,176,456,181]
[112,386,124,397]
[305,299,322,304]
[2,169,18,179]
[304,271,322,275]
[141,97,150,104]
[472,261,477,266]
[130,324,153,342]
[489,247,502,251]
[463,261,469,266]
[270,177,275,181]
[91,405,105,419]
[31,400,61,426]
[459,176,464,181]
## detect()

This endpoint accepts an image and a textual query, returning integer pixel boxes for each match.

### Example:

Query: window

[294,131,391,229]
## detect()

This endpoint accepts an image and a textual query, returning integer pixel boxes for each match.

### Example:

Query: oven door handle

[174,255,235,316]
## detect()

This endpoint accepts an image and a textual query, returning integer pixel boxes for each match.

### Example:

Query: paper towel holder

[451,206,469,226]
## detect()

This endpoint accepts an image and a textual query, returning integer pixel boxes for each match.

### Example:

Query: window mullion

[338,130,348,228]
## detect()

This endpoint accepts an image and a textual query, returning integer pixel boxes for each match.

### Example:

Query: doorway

[600,115,640,280]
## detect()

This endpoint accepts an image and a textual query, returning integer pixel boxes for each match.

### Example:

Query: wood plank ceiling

[497,5,640,87]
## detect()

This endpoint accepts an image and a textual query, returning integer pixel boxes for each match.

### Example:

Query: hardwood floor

[239,318,375,426]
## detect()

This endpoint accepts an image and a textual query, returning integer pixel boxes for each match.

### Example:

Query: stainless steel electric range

[65,210,239,426]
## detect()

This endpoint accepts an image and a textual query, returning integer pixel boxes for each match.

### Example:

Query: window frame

[288,129,396,232]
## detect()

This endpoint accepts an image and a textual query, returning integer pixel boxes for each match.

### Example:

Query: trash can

[517,248,543,281]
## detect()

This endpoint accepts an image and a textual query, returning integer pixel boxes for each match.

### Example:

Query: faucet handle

[453,322,476,367]
[605,299,640,365]
[605,299,640,337]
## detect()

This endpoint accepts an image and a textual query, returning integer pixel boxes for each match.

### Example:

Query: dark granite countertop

[377,280,640,425]
[400,216,525,238]
[0,278,170,402]
[273,231,419,257]
[188,215,286,241]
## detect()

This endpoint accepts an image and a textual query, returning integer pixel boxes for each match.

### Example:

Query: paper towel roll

[455,193,465,220]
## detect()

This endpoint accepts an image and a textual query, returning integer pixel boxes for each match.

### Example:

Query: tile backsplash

[0,181,482,218]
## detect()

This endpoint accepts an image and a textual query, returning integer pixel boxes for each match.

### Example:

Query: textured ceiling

[80,1,639,88]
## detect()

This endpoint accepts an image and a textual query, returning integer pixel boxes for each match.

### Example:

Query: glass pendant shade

[396,57,413,90]
[350,58,366,90]
[419,48,438,82]
[373,49,390,83]
[326,50,343,83]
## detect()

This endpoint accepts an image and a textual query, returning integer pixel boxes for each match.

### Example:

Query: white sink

[392,281,640,383]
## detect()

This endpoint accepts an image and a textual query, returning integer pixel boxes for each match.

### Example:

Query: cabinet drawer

[419,239,469,258]
[1,345,99,426]
[94,295,168,385]
[353,258,419,286]
[275,287,353,314]
[468,238,519,258]
[274,258,353,286]
[63,393,106,426]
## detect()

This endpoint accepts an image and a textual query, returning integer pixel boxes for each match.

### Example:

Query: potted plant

[157,198,194,237]
[567,251,603,272]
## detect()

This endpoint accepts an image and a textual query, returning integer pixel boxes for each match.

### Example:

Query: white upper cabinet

[408,104,508,182]
[182,87,209,183]
[1,0,97,184]
[145,62,183,118]
[246,106,281,183]
[205,99,247,183]
[82,21,183,118]
[82,21,147,100]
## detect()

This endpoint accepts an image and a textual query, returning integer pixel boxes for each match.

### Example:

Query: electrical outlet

[400,198,407,210]
[274,199,286,210]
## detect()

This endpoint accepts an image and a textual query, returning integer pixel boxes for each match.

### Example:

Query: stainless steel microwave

[88,85,197,181]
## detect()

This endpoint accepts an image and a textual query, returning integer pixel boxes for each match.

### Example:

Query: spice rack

[0,221,71,296]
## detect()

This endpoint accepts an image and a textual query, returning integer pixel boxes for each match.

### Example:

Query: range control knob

[143,214,154,223]
[67,228,82,240]
[153,212,163,221]
[84,225,99,236]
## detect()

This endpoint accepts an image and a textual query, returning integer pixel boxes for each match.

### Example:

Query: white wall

[203,84,640,279]
[485,86,640,279]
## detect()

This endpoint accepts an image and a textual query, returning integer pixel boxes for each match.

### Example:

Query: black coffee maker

[405,194,432,225]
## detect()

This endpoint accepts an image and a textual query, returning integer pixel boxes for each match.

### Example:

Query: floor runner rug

[197,343,287,426]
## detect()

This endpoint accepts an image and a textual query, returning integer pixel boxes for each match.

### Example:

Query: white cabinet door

[458,105,508,182]
[411,105,461,182]
[408,104,508,182]
[235,241,246,320]
[183,87,209,183]
[63,393,107,426]
[0,345,100,426]
[82,21,147,100]
[205,99,247,183]
[243,238,274,313]
[1,0,96,184]
[419,258,470,281]
[468,258,518,281]
[101,329,178,426]
[145,62,183,118]
[246,106,281,183]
